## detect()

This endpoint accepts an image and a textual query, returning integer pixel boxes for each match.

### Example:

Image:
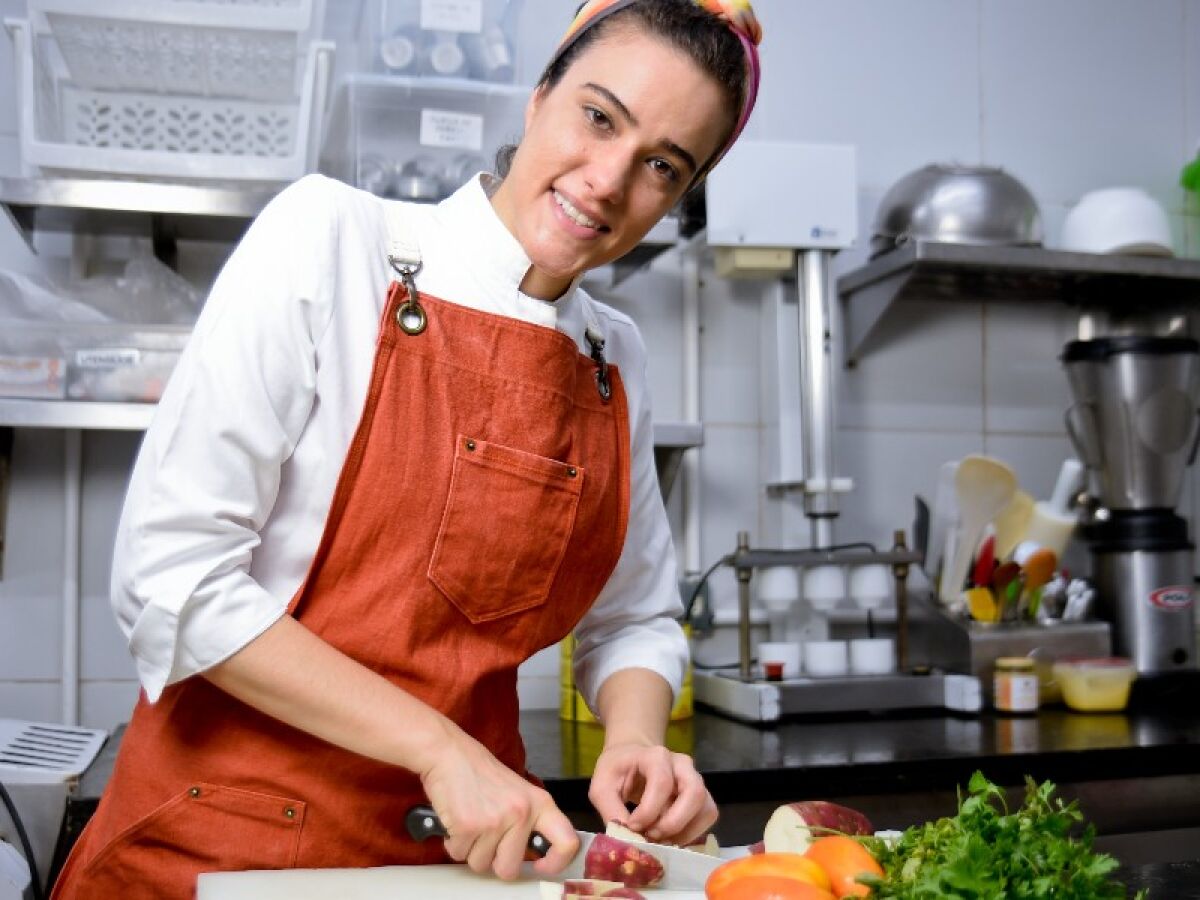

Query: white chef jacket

[110,173,687,710]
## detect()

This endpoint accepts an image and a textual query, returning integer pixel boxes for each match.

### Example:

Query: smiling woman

[49,3,762,899]
[493,0,759,299]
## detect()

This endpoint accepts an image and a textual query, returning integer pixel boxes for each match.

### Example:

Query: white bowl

[1061,188,1174,257]
[803,565,845,612]
[849,564,892,610]
[804,640,849,677]
[850,638,896,675]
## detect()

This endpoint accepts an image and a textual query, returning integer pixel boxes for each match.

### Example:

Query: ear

[524,82,549,133]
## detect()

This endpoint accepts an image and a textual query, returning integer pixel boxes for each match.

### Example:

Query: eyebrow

[582,82,699,175]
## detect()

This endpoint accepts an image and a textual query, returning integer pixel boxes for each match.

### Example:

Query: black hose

[0,779,45,900]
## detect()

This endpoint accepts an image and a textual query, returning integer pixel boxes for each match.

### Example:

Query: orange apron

[51,259,631,898]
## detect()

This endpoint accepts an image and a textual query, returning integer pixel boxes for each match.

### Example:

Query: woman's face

[491,27,731,300]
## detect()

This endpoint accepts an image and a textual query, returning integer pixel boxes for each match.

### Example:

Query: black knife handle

[404,805,551,857]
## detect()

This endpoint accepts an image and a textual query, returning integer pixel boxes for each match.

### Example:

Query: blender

[1062,336,1200,673]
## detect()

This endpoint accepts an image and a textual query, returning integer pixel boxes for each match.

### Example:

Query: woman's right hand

[418,725,580,880]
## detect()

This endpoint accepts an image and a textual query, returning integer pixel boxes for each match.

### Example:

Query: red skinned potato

[762,801,873,855]
[582,834,665,888]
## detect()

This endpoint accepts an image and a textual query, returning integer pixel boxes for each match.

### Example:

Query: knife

[404,805,727,890]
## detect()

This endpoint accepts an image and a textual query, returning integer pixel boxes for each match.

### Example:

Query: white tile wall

[2,0,1200,721]
[980,0,1187,210]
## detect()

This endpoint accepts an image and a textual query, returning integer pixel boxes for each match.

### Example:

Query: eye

[584,105,612,131]
[648,157,680,183]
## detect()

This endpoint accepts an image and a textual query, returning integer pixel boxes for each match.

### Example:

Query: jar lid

[995,657,1035,671]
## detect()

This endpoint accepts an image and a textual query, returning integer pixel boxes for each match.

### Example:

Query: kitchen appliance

[870,164,1043,259]
[1062,336,1200,673]
[0,720,106,898]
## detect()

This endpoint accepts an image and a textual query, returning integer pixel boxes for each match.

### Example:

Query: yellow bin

[559,627,693,722]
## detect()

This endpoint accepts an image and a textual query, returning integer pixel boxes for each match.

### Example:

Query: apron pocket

[429,435,584,623]
[75,783,305,896]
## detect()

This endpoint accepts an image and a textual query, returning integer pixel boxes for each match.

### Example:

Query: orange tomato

[706,875,837,900]
[802,835,883,898]
[706,853,833,896]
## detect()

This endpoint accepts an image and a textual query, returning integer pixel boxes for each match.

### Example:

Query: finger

[588,768,636,827]
[622,750,675,834]
[464,824,504,876]
[530,807,582,876]
[671,793,719,848]
[645,762,710,841]
[442,830,473,864]
[491,822,532,881]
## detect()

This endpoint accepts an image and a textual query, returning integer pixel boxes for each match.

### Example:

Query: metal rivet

[188,787,201,798]
[466,439,476,451]
[284,807,296,819]
[567,467,577,478]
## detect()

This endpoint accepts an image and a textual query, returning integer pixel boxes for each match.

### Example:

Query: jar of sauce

[994,657,1039,714]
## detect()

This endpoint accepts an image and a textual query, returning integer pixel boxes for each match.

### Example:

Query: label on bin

[76,348,140,369]
[421,0,484,33]
[420,109,484,151]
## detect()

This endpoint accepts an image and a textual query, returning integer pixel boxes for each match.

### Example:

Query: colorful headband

[552,0,762,183]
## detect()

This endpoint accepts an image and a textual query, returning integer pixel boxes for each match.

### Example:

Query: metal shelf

[0,398,703,497]
[837,240,1200,364]
[0,176,276,252]
[0,399,155,430]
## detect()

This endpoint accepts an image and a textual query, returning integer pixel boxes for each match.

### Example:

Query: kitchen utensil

[972,534,996,588]
[1061,188,1174,257]
[1024,460,1084,559]
[913,495,930,567]
[924,461,959,584]
[939,456,1017,607]
[991,560,1022,621]
[405,806,725,890]
[966,586,1000,623]
[870,164,1043,258]
[1019,548,1057,619]
[993,490,1034,560]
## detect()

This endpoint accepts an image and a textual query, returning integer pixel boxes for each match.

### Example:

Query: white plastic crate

[0,321,190,402]
[7,15,334,182]
[27,0,325,101]
[320,73,528,201]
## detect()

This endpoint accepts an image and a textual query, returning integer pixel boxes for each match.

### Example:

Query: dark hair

[495,0,749,189]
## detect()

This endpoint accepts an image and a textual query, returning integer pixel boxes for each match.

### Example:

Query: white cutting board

[198,864,706,900]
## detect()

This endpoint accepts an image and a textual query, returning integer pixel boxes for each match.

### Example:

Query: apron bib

[51,210,631,899]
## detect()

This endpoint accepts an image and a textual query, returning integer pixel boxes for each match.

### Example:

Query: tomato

[705,853,832,895]
[802,836,883,898]
[706,874,836,900]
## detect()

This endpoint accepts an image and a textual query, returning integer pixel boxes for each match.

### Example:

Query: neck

[519,267,573,302]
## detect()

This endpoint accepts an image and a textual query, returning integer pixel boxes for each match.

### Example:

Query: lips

[552,189,609,233]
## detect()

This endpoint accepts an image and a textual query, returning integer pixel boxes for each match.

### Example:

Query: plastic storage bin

[358,0,522,83]
[7,1,334,182]
[320,73,528,201]
[0,322,190,402]
[1052,657,1136,712]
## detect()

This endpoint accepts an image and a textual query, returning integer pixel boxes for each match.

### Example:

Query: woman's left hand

[588,741,718,846]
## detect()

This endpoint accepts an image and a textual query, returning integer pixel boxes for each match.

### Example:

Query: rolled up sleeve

[571,324,687,713]
[111,175,339,700]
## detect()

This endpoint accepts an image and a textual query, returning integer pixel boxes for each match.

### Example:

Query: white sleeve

[571,323,688,714]
[111,175,340,701]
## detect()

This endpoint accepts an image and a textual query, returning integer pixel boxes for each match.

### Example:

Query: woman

[51,1,762,896]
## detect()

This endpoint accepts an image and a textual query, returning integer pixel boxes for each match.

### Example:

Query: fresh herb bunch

[860,772,1147,899]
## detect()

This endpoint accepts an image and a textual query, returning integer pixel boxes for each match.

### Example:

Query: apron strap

[383,201,427,336]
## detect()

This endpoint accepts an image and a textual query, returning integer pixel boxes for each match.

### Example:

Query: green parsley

[860,771,1147,899]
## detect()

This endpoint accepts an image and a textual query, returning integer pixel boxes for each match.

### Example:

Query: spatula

[939,456,1017,607]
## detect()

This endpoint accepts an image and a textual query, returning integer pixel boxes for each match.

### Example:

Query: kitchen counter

[523,703,1200,859]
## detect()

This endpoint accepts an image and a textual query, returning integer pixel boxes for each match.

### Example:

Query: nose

[584,147,633,204]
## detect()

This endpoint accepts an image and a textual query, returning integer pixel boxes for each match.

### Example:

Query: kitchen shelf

[0,398,703,497]
[0,176,275,257]
[837,240,1200,364]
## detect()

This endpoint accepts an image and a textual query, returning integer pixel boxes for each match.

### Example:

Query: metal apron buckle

[585,325,611,402]
[389,255,426,335]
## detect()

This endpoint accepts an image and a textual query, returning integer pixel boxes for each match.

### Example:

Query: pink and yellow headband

[551,0,762,183]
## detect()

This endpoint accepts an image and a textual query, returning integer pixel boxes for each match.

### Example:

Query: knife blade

[404,806,725,890]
